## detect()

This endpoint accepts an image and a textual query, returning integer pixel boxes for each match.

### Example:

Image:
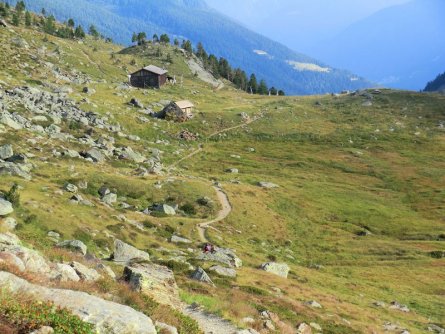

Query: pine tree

[137,32,146,45]
[89,25,99,38]
[195,42,207,60]
[181,40,193,53]
[248,74,258,94]
[67,18,75,28]
[74,25,86,39]
[24,10,31,26]
[15,1,25,13]
[152,34,159,43]
[258,80,268,95]
[173,38,179,46]
[11,12,19,26]
[41,8,46,16]
[43,15,56,34]
[131,32,137,44]
[159,33,170,44]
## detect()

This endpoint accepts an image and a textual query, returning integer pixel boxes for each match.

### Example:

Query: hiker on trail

[203,243,215,253]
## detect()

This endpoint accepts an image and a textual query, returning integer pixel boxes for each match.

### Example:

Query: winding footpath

[197,186,232,242]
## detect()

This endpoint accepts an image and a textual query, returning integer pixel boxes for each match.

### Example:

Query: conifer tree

[24,10,31,26]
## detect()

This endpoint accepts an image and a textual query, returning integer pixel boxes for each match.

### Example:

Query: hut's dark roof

[135,65,168,75]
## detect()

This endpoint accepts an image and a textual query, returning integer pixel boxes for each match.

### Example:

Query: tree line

[0,1,111,42]
[131,32,285,96]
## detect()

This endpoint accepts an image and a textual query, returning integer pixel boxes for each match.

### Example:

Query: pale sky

[206,0,412,53]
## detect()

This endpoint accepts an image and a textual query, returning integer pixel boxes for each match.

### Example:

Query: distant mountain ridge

[14,0,372,95]
[311,0,445,90]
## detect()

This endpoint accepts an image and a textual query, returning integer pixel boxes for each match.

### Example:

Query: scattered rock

[0,252,25,271]
[1,217,17,230]
[209,265,236,278]
[305,300,322,309]
[0,144,13,160]
[64,183,78,193]
[124,263,180,306]
[112,239,150,264]
[154,204,176,216]
[225,168,239,174]
[257,181,279,189]
[0,199,13,216]
[190,267,214,285]
[70,261,101,281]
[389,301,410,312]
[0,271,157,334]
[178,129,198,141]
[155,321,178,334]
[196,247,242,268]
[296,323,312,334]
[30,326,55,334]
[170,235,192,244]
[310,322,322,331]
[52,263,80,282]
[56,240,87,255]
[428,324,445,333]
[84,148,105,163]
[260,262,289,278]
[130,98,144,108]
[102,193,117,205]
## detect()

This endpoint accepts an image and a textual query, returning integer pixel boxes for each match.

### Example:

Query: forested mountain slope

[14,0,372,95]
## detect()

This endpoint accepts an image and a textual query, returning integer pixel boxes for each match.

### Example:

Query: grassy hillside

[1,12,444,334]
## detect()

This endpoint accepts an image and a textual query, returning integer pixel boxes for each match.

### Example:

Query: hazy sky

[206,0,412,53]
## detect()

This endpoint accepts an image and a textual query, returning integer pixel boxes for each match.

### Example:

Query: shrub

[4,183,20,207]
[180,203,196,215]
[239,285,269,296]
[0,294,95,334]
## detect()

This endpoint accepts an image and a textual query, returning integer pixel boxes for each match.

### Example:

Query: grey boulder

[260,262,290,278]
[112,239,150,264]
[56,240,88,255]
[0,199,13,216]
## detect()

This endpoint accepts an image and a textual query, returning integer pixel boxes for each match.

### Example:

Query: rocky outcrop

[123,263,180,306]
[260,262,290,278]
[112,239,150,264]
[196,247,242,268]
[0,271,157,334]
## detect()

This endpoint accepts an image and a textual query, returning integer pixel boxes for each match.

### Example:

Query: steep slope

[15,0,371,95]
[311,0,445,90]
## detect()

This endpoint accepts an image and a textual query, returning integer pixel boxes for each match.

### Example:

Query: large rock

[155,204,176,216]
[170,235,191,244]
[257,182,279,189]
[112,239,150,264]
[0,271,157,334]
[70,261,101,281]
[209,265,236,278]
[85,148,105,163]
[56,239,88,255]
[102,192,117,205]
[0,161,33,180]
[1,217,17,230]
[155,321,178,334]
[0,144,13,160]
[196,247,242,268]
[260,262,290,278]
[0,112,23,130]
[190,267,214,285]
[0,233,52,275]
[123,263,180,306]
[0,199,13,216]
[52,263,80,282]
